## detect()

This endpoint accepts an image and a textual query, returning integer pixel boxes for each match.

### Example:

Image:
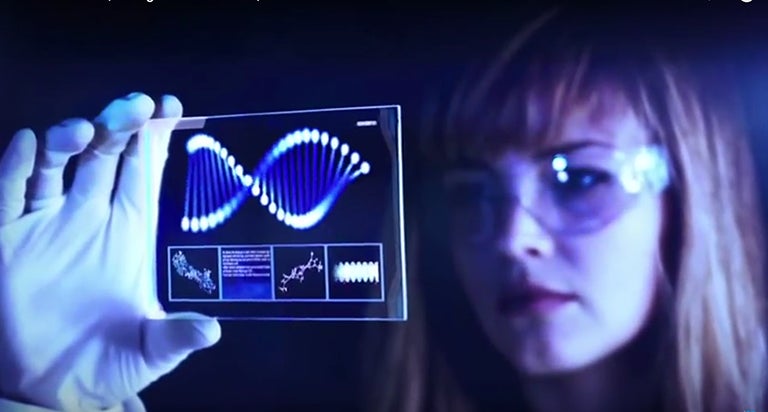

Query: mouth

[498,283,578,317]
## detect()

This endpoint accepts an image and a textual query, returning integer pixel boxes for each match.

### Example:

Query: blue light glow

[181,128,370,232]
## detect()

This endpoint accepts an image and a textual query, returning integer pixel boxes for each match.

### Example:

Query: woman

[0,6,765,412]
[368,8,768,412]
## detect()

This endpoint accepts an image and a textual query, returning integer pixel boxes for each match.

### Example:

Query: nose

[498,202,555,259]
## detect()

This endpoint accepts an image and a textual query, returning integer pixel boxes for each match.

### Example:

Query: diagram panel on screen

[152,105,406,321]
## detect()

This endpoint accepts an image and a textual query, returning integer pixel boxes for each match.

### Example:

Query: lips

[498,283,578,316]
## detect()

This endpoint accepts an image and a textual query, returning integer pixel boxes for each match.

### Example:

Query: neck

[521,357,657,412]
[521,320,665,412]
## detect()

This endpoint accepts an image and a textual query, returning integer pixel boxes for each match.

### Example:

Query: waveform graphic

[333,261,380,283]
[180,128,371,232]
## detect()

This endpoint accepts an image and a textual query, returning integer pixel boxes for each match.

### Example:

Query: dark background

[1,0,767,410]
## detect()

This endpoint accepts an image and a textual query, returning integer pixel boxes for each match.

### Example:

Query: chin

[514,353,601,376]
[506,335,616,377]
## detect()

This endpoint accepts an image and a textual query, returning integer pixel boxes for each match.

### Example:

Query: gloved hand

[0,93,222,411]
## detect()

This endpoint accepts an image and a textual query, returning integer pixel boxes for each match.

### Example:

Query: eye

[443,169,503,205]
[441,170,507,240]
[549,168,613,198]
[444,182,488,205]
[554,168,611,192]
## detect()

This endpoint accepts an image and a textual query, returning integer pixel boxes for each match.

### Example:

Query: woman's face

[450,99,665,376]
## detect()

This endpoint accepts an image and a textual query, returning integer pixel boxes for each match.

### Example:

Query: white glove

[0,93,221,411]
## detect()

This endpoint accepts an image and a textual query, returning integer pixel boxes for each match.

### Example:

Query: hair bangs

[438,19,666,168]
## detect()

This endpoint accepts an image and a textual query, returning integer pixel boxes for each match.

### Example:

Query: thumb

[141,312,221,376]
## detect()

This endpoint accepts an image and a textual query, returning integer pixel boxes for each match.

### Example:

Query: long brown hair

[367,7,767,412]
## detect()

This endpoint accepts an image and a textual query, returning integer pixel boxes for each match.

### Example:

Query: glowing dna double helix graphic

[181,128,370,232]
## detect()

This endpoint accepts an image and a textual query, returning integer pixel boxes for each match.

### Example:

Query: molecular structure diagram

[172,251,217,295]
[278,251,324,293]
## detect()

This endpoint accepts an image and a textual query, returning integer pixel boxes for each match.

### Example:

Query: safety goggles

[442,145,671,241]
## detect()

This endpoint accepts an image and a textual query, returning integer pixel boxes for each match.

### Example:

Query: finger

[69,93,155,205]
[115,95,182,212]
[25,119,94,212]
[0,129,37,225]
[141,312,221,375]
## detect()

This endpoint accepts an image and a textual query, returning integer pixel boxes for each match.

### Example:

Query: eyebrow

[533,140,616,159]
[441,168,496,188]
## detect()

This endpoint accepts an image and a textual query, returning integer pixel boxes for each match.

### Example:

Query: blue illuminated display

[180,128,371,232]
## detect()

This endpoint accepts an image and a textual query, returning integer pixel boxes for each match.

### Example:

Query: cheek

[570,198,663,333]
[451,241,500,311]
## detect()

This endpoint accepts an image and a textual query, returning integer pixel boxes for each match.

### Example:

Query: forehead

[560,96,649,148]
[492,97,651,168]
